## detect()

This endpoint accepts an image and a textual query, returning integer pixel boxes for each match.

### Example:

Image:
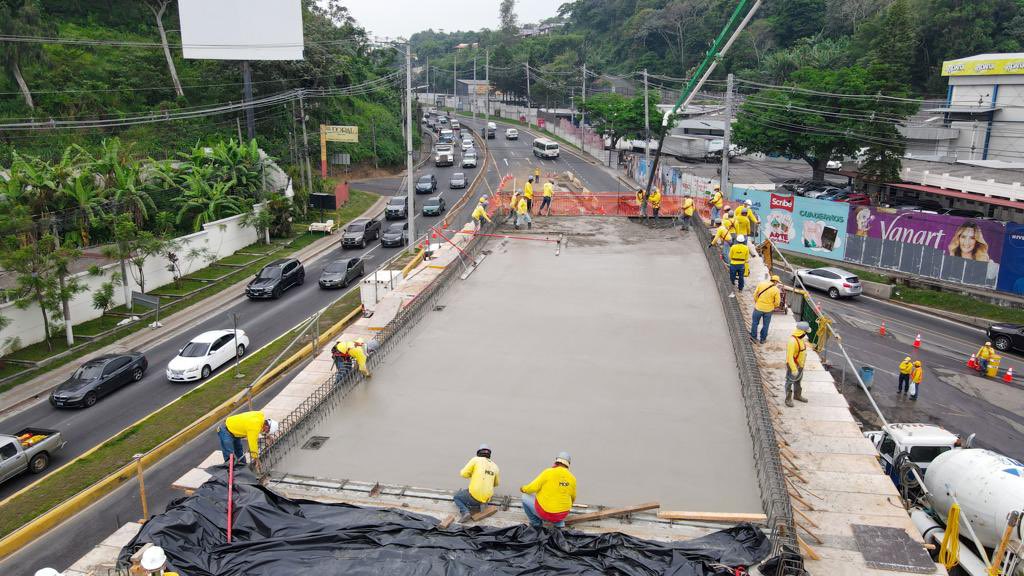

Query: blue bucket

[859,366,875,389]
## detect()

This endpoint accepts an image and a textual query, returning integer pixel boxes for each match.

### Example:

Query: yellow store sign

[942,56,1024,76]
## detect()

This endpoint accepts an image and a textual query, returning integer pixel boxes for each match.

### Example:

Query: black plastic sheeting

[120,467,773,575]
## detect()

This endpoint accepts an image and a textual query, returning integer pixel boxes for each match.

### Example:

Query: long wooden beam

[564,502,660,525]
[657,511,768,524]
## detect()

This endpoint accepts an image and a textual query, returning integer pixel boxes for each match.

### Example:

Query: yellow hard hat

[771,275,780,282]
[914,360,922,366]
[904,356,911,361]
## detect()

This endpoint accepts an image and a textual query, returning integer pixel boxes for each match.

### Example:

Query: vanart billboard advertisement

[744,191,850,260]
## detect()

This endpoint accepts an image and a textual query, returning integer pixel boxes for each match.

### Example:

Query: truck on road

[0,427,66,485]
[434,144,454,167]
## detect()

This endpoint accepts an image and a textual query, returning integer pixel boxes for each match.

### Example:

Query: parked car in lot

[319,258,364,288]
[462,151,478,168]
[416,174,438,194]
[505,128,519,140]
[796,267,863,299]
[166,329,249,382]
[422,196,446,216]
[942,208,986,218]
[449,172,467,189]
[380,222,409,247]
[806,186,844,200]
[50,353,148,408]
[987,323,1024,352]
[246,258,304,299]
[835,193,871,206]
[826,160,842,170]
[341,218,381,248]
[888,197,945,212]
[385,195,408,220]
[0,427,65,484]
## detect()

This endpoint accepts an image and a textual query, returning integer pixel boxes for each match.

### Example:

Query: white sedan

[166,329,249,382]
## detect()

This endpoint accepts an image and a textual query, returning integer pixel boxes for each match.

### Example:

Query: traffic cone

[1004,367,1014,383]
[967,354,977,370]
[879,321,886,336]
[913,334,921,349]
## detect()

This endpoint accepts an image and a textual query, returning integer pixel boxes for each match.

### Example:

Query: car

[439,129,455,144]
[806,186,844,200]
[166,330,249,382]
[380,222,409,247]
[50,353,148,408]
[796,267,863,299]
[461,137,475,152]
[826,160,843,170]
[341,218,381,248]
[449,172,467,189]
[486,121,496,139]
[0,427,65,484]
[942,208,986,219]
[246,258,304,299]
[416,174,438,194]
[319,258,364,288]
[836,193,871,206]
[988,324,1024,352]
[505,128,519,140]
[422,195,446,216]
[451,119,461,131]
[462,151,478,168]
[385,195,408,220]
[889,196,945,212]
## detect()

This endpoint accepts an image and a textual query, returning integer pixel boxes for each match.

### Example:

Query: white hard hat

[478,443,491,452]
[140,546,167,571]
[34,569,63,576]
[555,451,571,466]
[745,199,753,206]
[736,234,746,242]
[265,418,280,436]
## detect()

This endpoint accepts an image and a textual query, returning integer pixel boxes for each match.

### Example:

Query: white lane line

[503,158,509,167]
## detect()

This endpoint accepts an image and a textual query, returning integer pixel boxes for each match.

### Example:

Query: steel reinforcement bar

[694,222,802,574]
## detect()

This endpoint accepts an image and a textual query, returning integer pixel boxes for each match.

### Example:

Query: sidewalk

[0,196,387,417]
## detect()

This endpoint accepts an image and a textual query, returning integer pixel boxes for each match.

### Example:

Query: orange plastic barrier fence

[484,192,740,222]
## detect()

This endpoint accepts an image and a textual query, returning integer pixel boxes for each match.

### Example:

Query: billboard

[742,190,850,260]
[996,224,1024,294]
[178,0,304,61]
[321,125,359,143]
[942,56,1024,77]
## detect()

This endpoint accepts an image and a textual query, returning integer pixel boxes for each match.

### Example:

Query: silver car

[796,266,863,299]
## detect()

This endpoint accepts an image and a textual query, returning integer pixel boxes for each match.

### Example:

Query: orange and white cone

[1004,367,1014,383]
[879,321,886,336]
[913,334,921,349]
[967,354,977,370]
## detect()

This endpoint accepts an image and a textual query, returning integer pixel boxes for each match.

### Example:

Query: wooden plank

[471,505,498,521]
[657,511,768,524]
[798,535,821,561]
[564,502,660,526]
[437,514,455,529]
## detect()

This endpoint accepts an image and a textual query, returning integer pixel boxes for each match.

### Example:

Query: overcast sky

[340,0,560,38]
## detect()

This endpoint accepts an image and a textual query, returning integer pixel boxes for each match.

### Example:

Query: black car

[422,196,446,217]
[416,174,437,194]
[246,258,304,299]
[341,218,381,248]
[381,222,409,247]
[889,196,946,212]
[319,258,364,289]
[385,195,408,220]
[988,324,1024,352]
[50,353,147,408]
[449,172,467,189]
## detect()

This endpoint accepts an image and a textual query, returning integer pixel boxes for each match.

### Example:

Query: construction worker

[784,322,810,407]
[34,570,63,576]
[140,546,180,575]
[977,341,995,373]
[679,194,695,231]
[507,190,520,223]
[332,340,371,380]
[898,356,914,395]
[472,202,492,230]
[521,451,577,528]
[636,188,647,217]
[744,199,760,240]
[728,234,750,291]
[910,360,923,400]
[710,185,724,224]
[218,410,278,464]
[649,187,662,218]
[478,194,489,210]
[454,443,500,522]
[515,194,532,230]
[709,218,735,258]
[534,166,542,182]
[734,201,753,236]
[539,179,554,215]
[523,178,535,213]
[750,275,781,344]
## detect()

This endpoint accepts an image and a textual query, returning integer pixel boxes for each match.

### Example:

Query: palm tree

[61,174,105,246]
[0,0,46,109]
[176,174,245,232]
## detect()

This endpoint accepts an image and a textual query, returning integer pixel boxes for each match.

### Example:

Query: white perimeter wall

[1,209,259,353]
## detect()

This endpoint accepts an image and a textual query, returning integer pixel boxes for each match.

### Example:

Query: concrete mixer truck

[866,423,1024,576]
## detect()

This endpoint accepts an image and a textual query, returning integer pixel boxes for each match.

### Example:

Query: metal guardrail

[694,222,802,574]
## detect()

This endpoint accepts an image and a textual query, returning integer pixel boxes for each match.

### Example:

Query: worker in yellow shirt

[523,178,535,213]
[750,275,781,344]
[521,451,577,528]
[454,444,500,522]
[743,199,760,239]
[728,234,750,290]
[784,322,810,407]
[649,187,662,218]
[472,203,492,231]
[679,194,695,231]
[139,546,180,575]
[709,219,735,262]
[734,203,752,236]
[539,180,554,215]
[976,341,995,373]
[534,166,542,182]
[219,410,278,464]
[515,195,532,230]
[710,185,724,224]
[910,360,923,400]
[507,191,520,223]
[898,356,914,395]
[636,189,646,217]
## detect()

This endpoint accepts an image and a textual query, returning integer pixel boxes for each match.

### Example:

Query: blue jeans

[679,214,692,230]
[453,488,482,516]
[751,309,772,343]
[729,263,745,290]
[218,425,245,464]
[521,494,565,528]
[711,205,720,223]
[978,358,989,372]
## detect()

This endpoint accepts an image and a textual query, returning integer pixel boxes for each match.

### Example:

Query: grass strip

[0,289,362,540]
[773,250,892,284]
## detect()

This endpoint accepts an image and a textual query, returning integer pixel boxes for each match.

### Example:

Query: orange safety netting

[484,192,739,222]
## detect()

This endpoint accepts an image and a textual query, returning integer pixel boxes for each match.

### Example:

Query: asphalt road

[809,289,1024,460]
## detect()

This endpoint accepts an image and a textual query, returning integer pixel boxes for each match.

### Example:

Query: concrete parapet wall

[860,280,893,299]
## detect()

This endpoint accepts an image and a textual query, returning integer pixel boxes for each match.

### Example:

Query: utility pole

[581,62,587,155]
[406,43,416,251]
[241,61,255,140]
[453,50,457,96]
[426,57,430,94]
[720,73,734,199]
[485,49,490,125]
[525,61,531,126]
[372,119,378,170]
[643,68,651,163]
[298,90,312,193]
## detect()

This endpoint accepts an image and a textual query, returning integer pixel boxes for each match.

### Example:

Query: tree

[145,0,184,98]
[732,66,919,181]
[0,231,68,351]
[0,0,45,109]
[174,167,245,232]
[50,235,86,346]
[578,93,646,149]
[771,0,827,47]
[499,0,518,35]
[165,244,214,289]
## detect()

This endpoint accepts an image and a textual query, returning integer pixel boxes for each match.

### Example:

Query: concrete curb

[882,298,992,330]
[0,304,364,559]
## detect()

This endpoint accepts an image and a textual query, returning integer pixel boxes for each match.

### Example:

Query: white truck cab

[865,423,960,484]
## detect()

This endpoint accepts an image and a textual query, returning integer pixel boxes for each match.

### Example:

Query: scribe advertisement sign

[742,190,849,260]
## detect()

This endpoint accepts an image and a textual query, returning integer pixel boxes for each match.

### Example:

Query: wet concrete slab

[277,218,761,512]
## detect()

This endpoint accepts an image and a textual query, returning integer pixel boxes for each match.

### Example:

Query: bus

[532,138,560,159]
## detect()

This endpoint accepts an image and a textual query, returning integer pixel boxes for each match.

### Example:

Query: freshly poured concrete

[278,218,761,512]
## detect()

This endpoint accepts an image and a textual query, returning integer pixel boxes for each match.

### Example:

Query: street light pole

[406,43,416,250]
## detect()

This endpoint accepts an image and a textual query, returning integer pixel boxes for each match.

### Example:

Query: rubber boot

[785,391,794,408]
[794,385,808,403]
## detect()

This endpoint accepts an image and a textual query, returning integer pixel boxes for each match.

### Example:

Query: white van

[532,138,560,159]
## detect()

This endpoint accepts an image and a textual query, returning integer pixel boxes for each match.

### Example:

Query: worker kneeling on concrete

[784,322,810,407]
[218,410,278,464]
[454,443,500,522]
[520,451,577,528]
[728,235,750,291]
[977,341,995,373]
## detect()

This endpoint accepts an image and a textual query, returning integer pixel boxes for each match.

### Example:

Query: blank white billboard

[178,0,304,61]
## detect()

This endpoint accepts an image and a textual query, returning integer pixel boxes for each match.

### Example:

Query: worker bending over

[977,341,995,373]
[784,322,810,407]
[506,191,520,223]
[649,187,662,219]
[728,234,750,291]
[897,356,913,395]
[515,195,532,230]
[909,360,923,400]
[539,180,554,215]
[521,451,576,528]
[679,194,695,231]
[472,202,492,231]
[454,443,500,522]
[750,275,781,344]
[331,339,371,381]
[218,410,278,464]
[636,189,647,218]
